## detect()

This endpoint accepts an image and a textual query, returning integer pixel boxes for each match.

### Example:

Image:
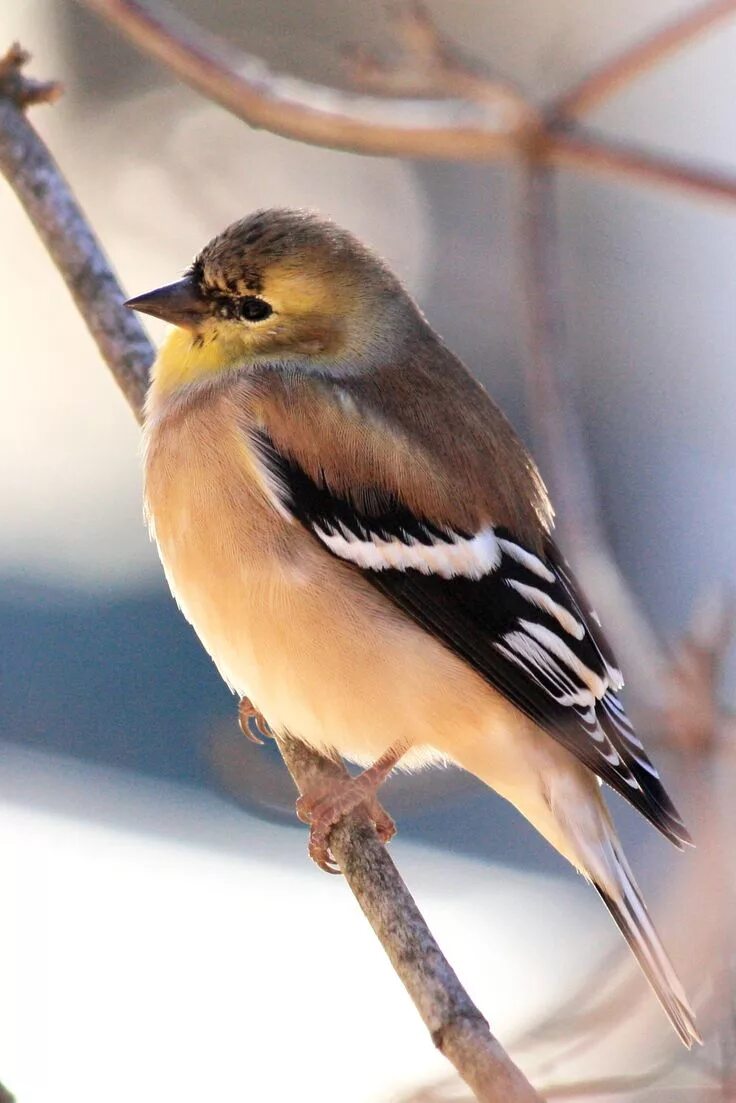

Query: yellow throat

[151,325,248,397]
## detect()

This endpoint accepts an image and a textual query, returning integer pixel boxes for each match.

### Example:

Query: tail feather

[595,843,701,1048]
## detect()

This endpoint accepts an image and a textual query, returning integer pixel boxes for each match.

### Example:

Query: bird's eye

[238,296,273,322]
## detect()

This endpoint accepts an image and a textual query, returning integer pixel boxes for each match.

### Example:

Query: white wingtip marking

[498,538,556,582]
[316,524,501,579]
[506,579,585,639]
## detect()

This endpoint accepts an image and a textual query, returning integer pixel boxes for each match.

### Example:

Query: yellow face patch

[149,248,361,398]
[152,324,250,394]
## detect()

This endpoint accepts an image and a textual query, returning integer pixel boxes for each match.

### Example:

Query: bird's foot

[296,777,396,874]
[238,696,272,744]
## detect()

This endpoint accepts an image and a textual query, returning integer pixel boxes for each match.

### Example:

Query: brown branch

[515,158,669,693]
[547,130,736,207]
[79,0,736,212]
[0,45,150,415]
[346,0,526,109]
[78,0,535,160]
[276,737,541,1102]
[0,44,541,1103]
[552,0,736,121]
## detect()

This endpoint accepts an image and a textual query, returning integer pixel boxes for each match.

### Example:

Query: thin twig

[548,130,736,207]
[552,0,736,121]
[80,0,736,213]
[0,46,150,414]
[515,159,669,689]
[0,45,541,1103]
[78,0,535,160]
[346,0,524,108]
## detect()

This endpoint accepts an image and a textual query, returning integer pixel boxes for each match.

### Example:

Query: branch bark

[0,45,541,1103]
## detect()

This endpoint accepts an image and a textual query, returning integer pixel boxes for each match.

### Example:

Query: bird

[127,208,700,1047]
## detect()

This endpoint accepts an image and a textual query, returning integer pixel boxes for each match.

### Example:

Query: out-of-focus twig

[0,45,542,1103]
[79,0,736,211]
[77,0,534,160]
[0,1079,15,1103]
[547,130,736,207]
[346,0,525,109]
[645,588,735,755]
[516,161,599,543]
[551,0,736,121]
[515,157,672,695]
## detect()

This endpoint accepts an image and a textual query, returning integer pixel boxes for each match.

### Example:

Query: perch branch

[0,44,150,413]
[552,0,736,121]
[0,45,541,1103]
[78,0,535,159]
[276,737,541,1102]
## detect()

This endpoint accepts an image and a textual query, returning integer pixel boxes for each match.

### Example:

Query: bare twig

[644,588,736,754]
[276,737,541,1102]
[0,41,62,106]
[0,46,150,414]
[81,0,736,214]
[346,0,526,110]
[547,130,736,208]
[78,0,534,160]
[0,45,541,1103]
[515,158,670,693]
[552,0,736,121]
[516,161,597,541]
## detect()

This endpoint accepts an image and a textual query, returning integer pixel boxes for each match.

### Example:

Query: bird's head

[127,208,418,396]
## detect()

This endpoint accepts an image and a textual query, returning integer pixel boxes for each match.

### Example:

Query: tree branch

[0,44,541,1103]
[79,0,736,216]
[0,44,150,414]
[547,129,736,207]
[78,0,535,160]
[276,737,541,1102]
[551,0,736,121]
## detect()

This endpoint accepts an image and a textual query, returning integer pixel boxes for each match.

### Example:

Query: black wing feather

[253,430,690,848]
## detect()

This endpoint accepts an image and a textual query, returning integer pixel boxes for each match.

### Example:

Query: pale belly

[143,399,547,793]
[141,391,602,881]
[146,465,530,775]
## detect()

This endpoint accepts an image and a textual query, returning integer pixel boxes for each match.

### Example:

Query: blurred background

[1,1,734,1100]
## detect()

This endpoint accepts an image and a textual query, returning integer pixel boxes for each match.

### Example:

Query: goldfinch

[127,209,699,1047]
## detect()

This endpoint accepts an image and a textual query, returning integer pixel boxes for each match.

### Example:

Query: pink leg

[238,697,272,745]
[295,745,403,873]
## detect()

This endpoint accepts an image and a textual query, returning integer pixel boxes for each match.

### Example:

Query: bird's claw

[238,697,272,744]
[296,784,396,874]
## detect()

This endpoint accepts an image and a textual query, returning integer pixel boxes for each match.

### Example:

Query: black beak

[125,276,210,328]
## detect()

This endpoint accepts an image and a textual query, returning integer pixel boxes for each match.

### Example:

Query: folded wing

[251,427,690,848]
